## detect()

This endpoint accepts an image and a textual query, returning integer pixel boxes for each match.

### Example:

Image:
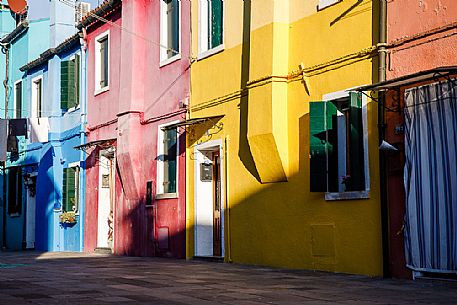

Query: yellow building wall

[187,0,383,276]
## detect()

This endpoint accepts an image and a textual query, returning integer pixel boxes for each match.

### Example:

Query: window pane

[36,79,42,117]
[348,92,365,191]
[210,0,223,48]
[166,0,179,58]
[8,167,22,215]
[163,129,177,193]
[15,82,22,118]
[99,37,108,88]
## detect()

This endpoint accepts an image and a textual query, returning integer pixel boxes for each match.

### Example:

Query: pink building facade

[81,0,189,258]
[383,0,457,278]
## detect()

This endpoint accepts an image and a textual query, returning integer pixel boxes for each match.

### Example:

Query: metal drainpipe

[2,44,9,250]
[378,0,390,278]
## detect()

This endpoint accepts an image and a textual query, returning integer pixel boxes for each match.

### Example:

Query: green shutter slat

[75,54,80,109]
[349,92,365,191]
[63,168,77,212]
[63,168,68,211]
[211,0,223,48]
[309,101,327,192]
[325,101,339,192]
[68,59,76,109]
[350,91,362,108]
[67,168,76,211]
[164,129,177,193]
[61,61,70,110]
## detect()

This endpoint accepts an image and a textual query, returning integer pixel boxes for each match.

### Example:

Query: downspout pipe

[79,31,87,251]
[378,0,390,278]
[1,43,9,250]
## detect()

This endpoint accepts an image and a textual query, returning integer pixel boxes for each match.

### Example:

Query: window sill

[317,0,342,11]
[160,54,181,68]
[198,45,224,61]
[94,86,109,96]
[325,191,369,201]
[63,106,81,115]
[155,193,178,200]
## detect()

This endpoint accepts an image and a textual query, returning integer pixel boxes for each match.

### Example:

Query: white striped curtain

[404,79,457,274]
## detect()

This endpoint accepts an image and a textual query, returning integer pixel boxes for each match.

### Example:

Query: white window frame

[198,0,225,60]
[322,88,370,201]
[159,0,182,67]
[318,0,342,11]
[31,75,43,118]
[156,121,180,199]
[94,30,110,95]
[64,161,81,214]
[13,80,22,119]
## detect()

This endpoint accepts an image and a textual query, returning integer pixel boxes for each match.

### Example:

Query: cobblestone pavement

[0,252,456,305]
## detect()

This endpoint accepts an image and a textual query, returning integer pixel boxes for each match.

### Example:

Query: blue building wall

[2,17,50,250]
[1,0,86,251]
[23,42,86,252]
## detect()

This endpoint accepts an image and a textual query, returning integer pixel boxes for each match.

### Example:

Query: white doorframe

[97,150,115,249]
[194,139,225,257]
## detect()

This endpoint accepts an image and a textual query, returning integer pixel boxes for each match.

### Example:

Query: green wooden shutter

[210,0,223,48]
[164,129,177,193]
[74,54,80,109]
[62,60,76,110]
[309,102,327,192]
[348,92,365,191]
[325,101,339,192]
[63,167,77,212]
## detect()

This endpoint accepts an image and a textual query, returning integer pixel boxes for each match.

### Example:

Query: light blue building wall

[1,0,86,251]
[0,1,15,249]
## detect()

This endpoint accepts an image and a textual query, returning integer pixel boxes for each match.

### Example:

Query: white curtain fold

[404,79,457,274]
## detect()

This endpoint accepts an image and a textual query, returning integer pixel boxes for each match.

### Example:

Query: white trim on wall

[198,0,225,59]
[31,75,43,118]
[318,0,341,10]
[322,87,370,201]
[94,30,110,95]
[159,0,182,66]
[156,120,180,198]
[13,79,22,119]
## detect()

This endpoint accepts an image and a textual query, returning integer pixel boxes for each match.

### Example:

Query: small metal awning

[355,66,457,92]
[74,138,116,150]
[161,115,224,130]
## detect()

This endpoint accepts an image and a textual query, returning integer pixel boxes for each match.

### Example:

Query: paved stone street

[0,252,456,305]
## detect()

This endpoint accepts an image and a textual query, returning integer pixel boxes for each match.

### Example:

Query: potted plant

[59,211,77,226]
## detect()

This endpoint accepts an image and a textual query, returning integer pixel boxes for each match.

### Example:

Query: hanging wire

[58,0,180,56]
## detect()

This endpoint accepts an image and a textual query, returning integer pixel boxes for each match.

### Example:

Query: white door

[194,144,224,257]
[97,155,112,249]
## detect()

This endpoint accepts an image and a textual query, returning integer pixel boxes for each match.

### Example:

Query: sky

[27,0,102,21]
